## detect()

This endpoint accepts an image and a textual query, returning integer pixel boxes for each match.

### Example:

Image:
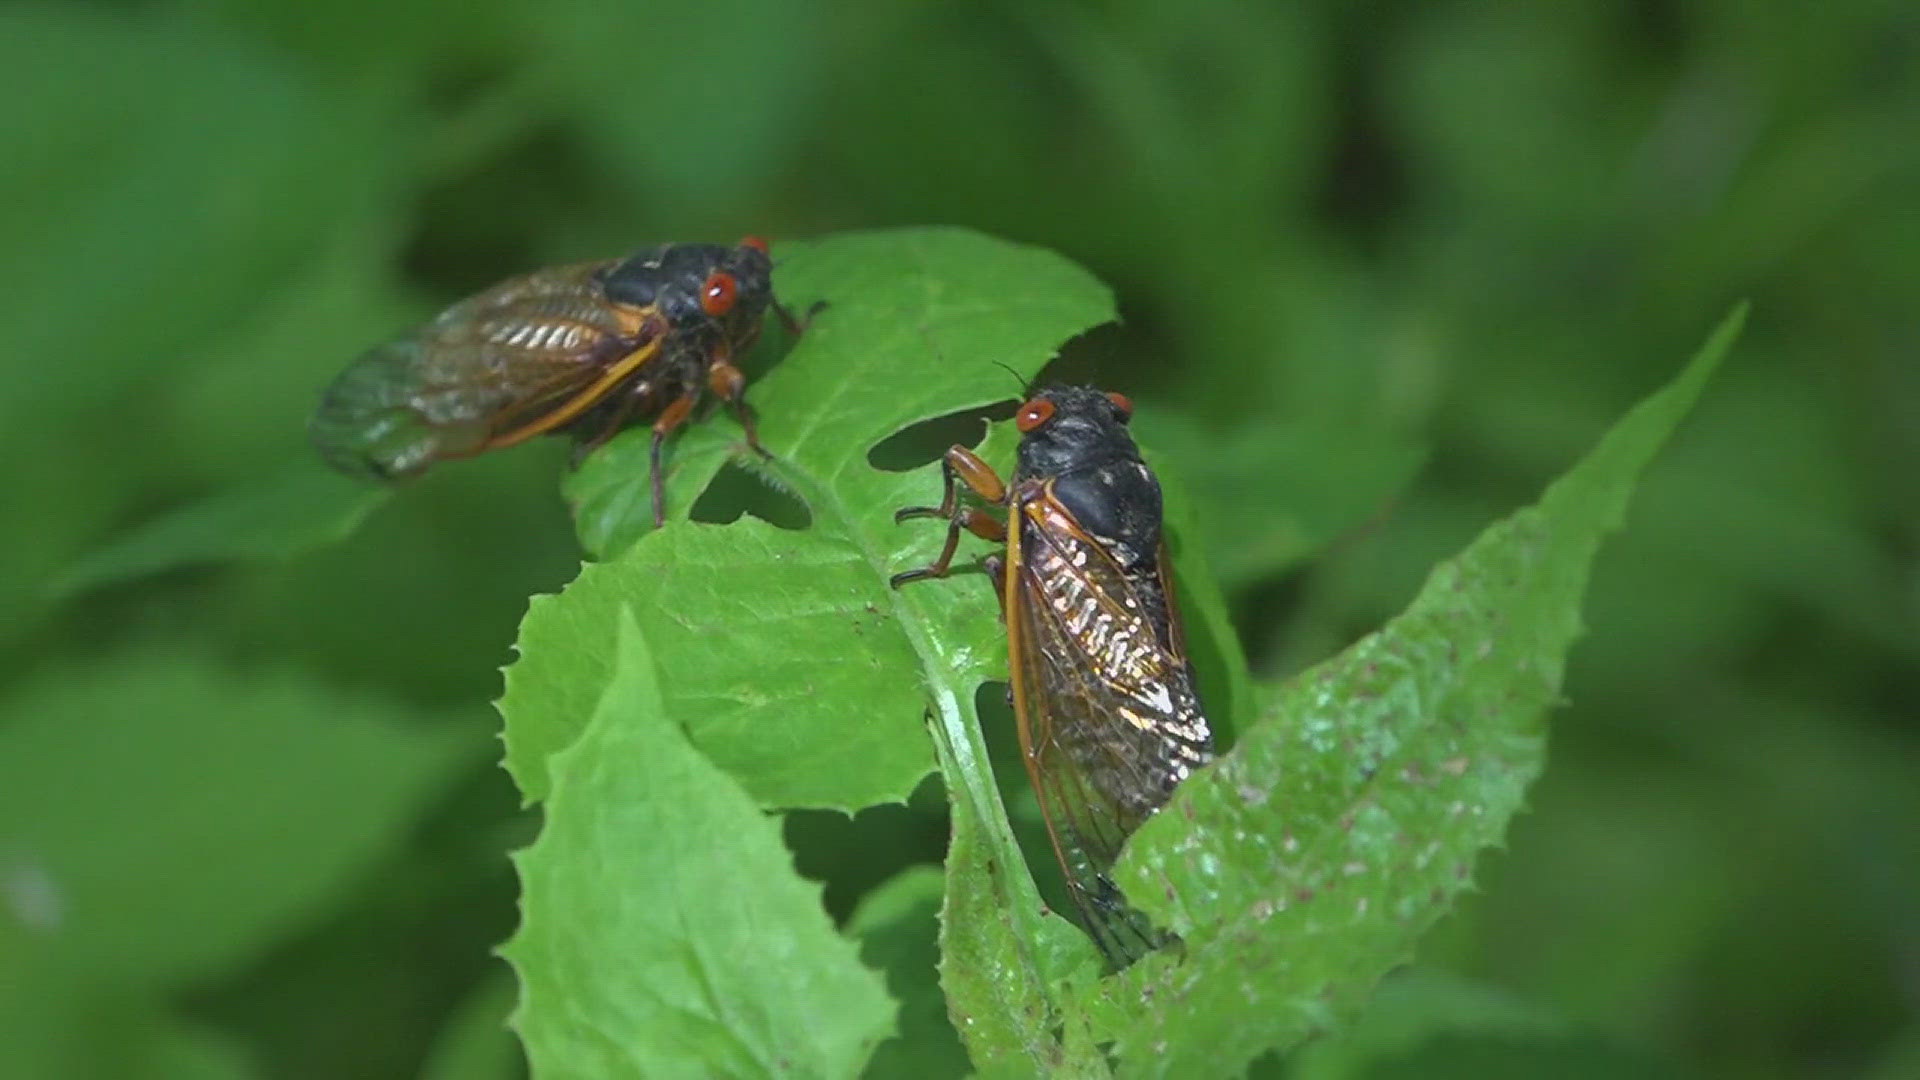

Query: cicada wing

[308,338,491,479]
[1005,494,1213,964]
[310,260,658,478]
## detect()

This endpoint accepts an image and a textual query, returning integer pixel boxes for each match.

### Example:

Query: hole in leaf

[690,462,812,530]
[1030,323,1118,391]
[784,779,947,922]
[867,400,1017,472]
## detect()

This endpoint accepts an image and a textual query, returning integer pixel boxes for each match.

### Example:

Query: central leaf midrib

[756,446,1069,1035]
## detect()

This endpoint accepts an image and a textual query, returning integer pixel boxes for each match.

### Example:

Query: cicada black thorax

[1013,393,1175,649]
[571,241,777,428]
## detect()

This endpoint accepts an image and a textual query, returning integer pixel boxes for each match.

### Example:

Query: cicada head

[1015,385,1161,567]
[599,238,774,353]
[1012,385,1142,481]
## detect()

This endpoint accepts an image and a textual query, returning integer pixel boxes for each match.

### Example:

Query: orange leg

[649,391,698,527]
[894,446,1007,522]
[889,508,1006,588]
[707,356,769,458]
[889,446,1010,589]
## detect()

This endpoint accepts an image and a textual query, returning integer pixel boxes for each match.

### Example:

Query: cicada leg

[707,355,770,459]
[774,298,828,337]
[648,390,698,527]
[893,445,1006,521]
[982,553,1009,614]
[889,446,1009,589]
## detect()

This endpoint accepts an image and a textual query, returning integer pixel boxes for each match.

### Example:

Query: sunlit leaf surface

[1083,308,1744,1076]
[502,610,894,1078]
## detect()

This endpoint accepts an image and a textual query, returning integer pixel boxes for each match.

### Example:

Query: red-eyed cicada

[310,237,810,524]
[891,384,1215,963]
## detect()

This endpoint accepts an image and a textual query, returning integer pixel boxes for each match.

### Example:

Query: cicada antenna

[991,361,1036,400]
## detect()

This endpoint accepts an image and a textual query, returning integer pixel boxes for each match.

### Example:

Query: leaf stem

[756,454,1062,1004]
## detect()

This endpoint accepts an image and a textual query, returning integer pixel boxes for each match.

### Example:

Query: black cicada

[309,236,809,524]
[890,384,1215,963]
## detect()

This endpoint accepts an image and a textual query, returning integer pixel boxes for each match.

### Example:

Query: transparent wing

[310,260,659,478]
[1005,491,1213,964]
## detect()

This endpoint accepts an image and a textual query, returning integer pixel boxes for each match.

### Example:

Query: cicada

[309,236,808,524]
[890,385,1215,963]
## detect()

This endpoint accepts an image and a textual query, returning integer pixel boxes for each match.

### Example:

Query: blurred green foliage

[2,1,1913,1078]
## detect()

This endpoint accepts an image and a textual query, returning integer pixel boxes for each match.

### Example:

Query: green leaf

[1135,414,1426,590]
[0,643,482,989]
[419,970,523,1080]
[936,788,1102,1077]
[502,608,894,1078]
[846,866,970,1080]
[521,228,1273,1072]
[51,463,389,598]
[506,227,1115,814]
[120,1013,259,1080]
[1080,306,1744,1075]
[525,0,824,208]
[564,227,1116,559]
[1286,968,1566,1080]
[506,517,939,812]
[0,7,397,645]
[0,969,260,1080]
[0,7,388,431]
[1354,1032,1685,1080]
[1148,449,1260,746]
[1282,969,1685,1080]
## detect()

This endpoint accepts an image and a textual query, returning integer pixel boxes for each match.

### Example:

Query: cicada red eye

[702,271,739,317]
[1105,391,1133,420]
[740,235,770,254]
[1015,398,1057,433]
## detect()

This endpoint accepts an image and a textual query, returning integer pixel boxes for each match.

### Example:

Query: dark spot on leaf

[1295,887,1315,903]
[866,399,1016,472]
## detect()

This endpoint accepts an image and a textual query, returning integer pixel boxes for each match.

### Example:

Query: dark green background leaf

[53,464,389,598]
[0,644,481,989]
[418,971,522,1080]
